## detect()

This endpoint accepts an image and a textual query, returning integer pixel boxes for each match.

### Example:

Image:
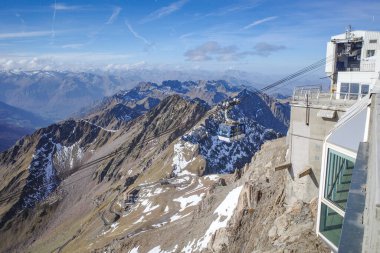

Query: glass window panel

[361,84,369,95]
[340,83,349,92]
[340,83,349,99]
[366,50,375,57]
[349,83,359,93]
[319,203,343,248]
[349,83,359,99]
[324,149,355,211]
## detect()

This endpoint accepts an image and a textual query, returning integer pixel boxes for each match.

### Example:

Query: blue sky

[0,0,379,74]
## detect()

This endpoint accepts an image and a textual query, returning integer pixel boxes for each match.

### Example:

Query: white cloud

[51,3,83,11]
[205,1,261,17]
[184,41,240,61]
[61,43,85,49]
[0,53,132,71]
[106,7,122,25]
[0,57,52,71]
[125,21,151,46]
[184,41,286,61]
[179,32,194,40]
[253,42,286,56]
[105,61,147,71]
[0,31,52,39]
[141,0,188,23]
[243,16,277,30]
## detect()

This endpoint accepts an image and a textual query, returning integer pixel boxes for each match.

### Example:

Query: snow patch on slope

[22,136,87,208]
[170,212,192,222]
[172,141,197,176]
[181,185,243,252]
[147,245,178,253]
[22,137,60,208]
[198,185,243,249]
[133,216,145,225]
[128,246,140,253]
[55,142,84,168]
[204,175,219,181]
[174,193,204,212]
[81,119,117,132]
[143,200,160,214]
[101,222,119,236]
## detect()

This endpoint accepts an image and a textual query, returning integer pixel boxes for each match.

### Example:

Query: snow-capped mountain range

[0,79,297,253]
[0,69,283,123]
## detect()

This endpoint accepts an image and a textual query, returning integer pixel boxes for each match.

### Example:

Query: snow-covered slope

[175,89,286,175]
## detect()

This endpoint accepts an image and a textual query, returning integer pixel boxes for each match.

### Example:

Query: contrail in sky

[51,0,57,44]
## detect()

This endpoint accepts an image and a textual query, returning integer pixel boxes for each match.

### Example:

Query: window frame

[323,149,355,211]
[319,202,345,248]
[339,83,361,99]
[366,49,375,57]
[360,84,370,95]
[317,142,357,251]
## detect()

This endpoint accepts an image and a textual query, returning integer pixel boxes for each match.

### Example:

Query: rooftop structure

[325,28,380,100]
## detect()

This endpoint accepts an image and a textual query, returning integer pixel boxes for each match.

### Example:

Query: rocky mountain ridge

[0,69,275,122]
[0,74,289,152]
[83,80,289,133]
[0,68,289,122]
[0,84,307,252]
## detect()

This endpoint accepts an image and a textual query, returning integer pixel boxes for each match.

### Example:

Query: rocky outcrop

[0,119,114,230]
[237,89,290,134]
[205,138,329,253]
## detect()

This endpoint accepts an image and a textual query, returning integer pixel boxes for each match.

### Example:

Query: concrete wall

[361,32,380,73]
[337,71,378,95]
[362,93,380,253]
[286,104,346,204]
[325,41,336,75]
[337,71,378,85]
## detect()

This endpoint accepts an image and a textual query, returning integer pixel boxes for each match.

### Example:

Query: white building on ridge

[325,28,380,99]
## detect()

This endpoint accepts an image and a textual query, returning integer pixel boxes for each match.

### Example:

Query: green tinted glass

[319,203,343,248]
[324,149,355,211]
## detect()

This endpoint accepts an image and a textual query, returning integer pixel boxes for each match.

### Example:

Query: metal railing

[292,85,367,106]
[335,61,375,72]
[292,85,322,101]
[360,61,376,72]
[336,92,368,100]
[337,67,360,72]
